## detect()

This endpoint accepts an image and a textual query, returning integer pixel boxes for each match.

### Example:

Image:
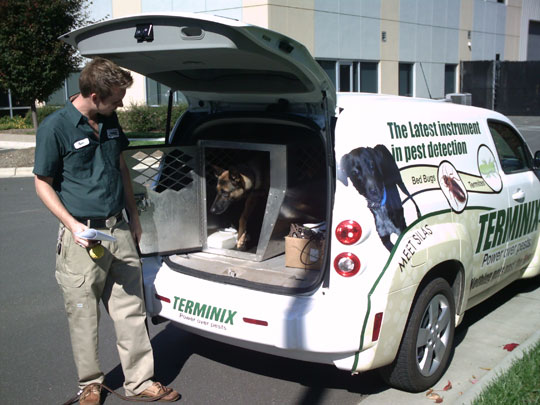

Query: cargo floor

[167,251,320,288]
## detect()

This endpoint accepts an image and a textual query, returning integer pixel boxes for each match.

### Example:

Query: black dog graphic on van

[338,144,421,251]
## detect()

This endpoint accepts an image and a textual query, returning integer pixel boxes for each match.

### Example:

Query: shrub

[0,115,30,130]
[117,104,187,133]
[24,105,62,126]
[1,103,186,132]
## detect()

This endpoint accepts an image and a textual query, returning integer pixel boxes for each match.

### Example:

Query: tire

[379,278,455,392]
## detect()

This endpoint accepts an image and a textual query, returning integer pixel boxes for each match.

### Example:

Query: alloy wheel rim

[415,293,451,377]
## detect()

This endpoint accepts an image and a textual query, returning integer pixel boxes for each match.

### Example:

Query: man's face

[95,86,126,116]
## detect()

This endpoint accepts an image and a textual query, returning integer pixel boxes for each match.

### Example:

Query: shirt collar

[65,97,87,128]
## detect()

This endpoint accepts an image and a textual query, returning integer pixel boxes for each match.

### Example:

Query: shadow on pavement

[103,320,387,403]
[101,276,539,403]
[454,275,540,347]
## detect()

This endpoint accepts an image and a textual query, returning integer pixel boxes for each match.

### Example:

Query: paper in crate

[285,236,324,270]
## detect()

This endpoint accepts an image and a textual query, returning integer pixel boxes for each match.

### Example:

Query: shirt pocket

[65,145,96,179]
[101,139,122,169]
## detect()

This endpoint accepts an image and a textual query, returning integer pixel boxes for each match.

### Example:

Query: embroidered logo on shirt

[107,128,120,139]
[74,138,90,149]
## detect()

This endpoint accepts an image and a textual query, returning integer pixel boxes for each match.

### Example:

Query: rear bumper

[142,257,368,369]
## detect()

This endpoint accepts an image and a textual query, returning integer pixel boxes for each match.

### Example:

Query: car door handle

[512,189,525,202]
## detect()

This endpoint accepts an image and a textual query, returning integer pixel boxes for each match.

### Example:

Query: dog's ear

[229,168,245,187]
[337,153,350,186]
[211,164,226,178]
[374,144,401,184]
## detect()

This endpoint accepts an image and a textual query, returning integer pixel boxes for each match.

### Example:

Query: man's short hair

[79,57,133,99]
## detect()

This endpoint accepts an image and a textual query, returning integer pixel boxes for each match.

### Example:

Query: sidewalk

[361,277,540,405]
[0,133,162,178]
[0,133,35,178]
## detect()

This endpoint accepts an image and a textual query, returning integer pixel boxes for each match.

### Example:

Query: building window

[399,63,414,97]
[360,62,378,93]
[317,60,379,93]
[46,72,81,105]
[146,77,171,106]
[528,20,540,60]
[146,78,187,106]
[318,60,337,89]
[339,63,353,92]
[444,64,457,95]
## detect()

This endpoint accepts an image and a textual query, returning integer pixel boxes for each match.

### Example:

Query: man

[33,57,179,404]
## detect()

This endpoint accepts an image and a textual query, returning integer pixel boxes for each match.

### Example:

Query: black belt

[76,212,123,229]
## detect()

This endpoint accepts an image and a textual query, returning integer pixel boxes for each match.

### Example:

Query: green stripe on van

[351,206,493,372]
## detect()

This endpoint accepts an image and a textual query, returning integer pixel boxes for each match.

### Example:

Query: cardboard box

[285,236,324,270]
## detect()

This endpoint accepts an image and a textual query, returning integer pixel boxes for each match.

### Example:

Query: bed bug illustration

[441,167,466,204]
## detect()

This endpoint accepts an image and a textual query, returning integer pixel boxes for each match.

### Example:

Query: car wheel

[379,277,455,392]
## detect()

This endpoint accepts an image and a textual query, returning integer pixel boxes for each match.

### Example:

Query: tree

[0,0,91,130]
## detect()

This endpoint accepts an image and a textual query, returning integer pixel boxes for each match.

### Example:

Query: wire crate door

[124,146,201,255]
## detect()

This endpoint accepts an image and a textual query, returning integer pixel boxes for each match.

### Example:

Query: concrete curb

[0,167,34,178]
[456,330,540,405]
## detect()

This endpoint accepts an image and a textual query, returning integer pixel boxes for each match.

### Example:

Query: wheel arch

[416,259,465,316]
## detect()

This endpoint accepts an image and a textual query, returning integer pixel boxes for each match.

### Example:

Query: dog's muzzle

[367,187,387,209]
[210,194,231,215]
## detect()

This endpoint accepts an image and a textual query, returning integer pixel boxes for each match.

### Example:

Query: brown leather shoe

[133,382,180,402]
[79,383,101,405]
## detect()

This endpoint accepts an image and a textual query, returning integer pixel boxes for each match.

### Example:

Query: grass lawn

[126,131,165,147]
[472,340,540,404]
[128,139,165,147]
[125,131,165,139]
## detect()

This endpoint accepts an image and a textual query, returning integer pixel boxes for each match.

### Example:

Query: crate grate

[129,149,194,192]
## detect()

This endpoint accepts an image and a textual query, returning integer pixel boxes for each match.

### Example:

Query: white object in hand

[76,228,117,242]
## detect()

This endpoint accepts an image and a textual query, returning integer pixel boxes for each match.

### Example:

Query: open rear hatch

[61,12,335,107]
[62,13,336,293]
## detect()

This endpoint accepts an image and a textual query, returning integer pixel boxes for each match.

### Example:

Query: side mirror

[535,151,540,169]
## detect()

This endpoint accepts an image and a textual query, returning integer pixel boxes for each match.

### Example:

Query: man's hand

[71,222,99,248]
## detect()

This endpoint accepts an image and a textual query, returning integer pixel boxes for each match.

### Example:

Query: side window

[488,121,532,174]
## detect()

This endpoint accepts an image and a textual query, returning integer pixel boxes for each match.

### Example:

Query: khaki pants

[55,220,154,395]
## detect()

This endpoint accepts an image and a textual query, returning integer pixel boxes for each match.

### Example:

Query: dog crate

[200,140,288,262]
[125,126,327,273]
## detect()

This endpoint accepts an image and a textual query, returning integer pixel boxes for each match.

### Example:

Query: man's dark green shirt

[33,99,129,219]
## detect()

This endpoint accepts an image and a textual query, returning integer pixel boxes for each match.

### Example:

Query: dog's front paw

[236,232,248,250]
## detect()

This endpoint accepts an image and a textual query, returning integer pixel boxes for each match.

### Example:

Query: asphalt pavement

[1,116,540,404]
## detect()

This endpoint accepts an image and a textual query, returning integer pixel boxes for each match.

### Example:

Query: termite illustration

[479,158,497,179]
[477,145,503,192]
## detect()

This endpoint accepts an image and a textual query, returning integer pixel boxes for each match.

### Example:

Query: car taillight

[333,252,361,277]
[335,220,362,245]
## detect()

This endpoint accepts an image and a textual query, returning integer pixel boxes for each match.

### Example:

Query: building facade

[52,0,540,106]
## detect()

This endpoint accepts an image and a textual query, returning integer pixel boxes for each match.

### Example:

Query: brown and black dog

[209,161,268,250]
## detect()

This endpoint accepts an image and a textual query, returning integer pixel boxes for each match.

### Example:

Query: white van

[63,13,540,392]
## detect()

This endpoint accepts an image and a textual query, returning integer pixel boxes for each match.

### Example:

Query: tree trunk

[31,101,38,131]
